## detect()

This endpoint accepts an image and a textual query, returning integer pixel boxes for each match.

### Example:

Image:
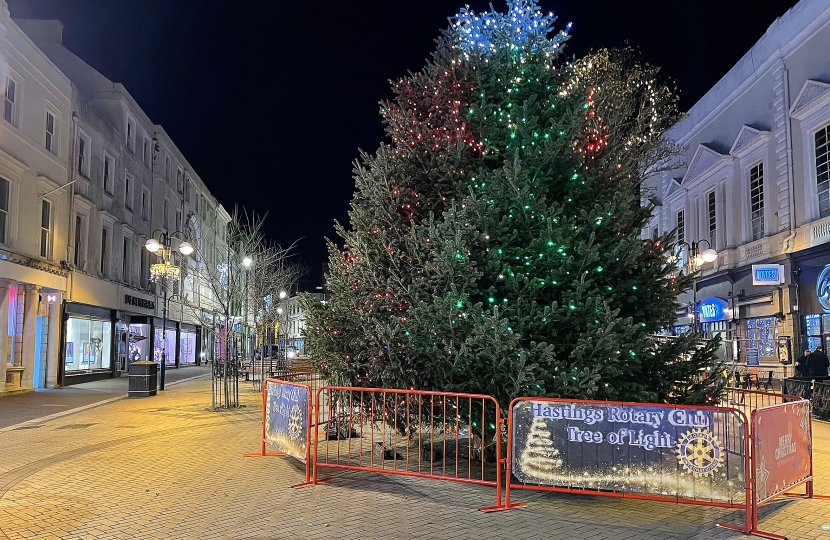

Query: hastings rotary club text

[529,403,711,451]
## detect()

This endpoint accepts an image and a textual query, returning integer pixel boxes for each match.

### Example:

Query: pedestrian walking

[807,346,830,377]
[795,349,811,377]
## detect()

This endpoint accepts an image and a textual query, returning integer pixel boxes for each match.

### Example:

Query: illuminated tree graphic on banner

[519,417,563,480]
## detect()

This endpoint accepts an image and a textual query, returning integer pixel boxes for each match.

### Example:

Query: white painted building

[1,3,234,393]
[645,0,830,372]
[0,2,72,392]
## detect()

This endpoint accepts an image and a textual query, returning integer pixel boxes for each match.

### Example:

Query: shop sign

[44,292,61,304]
[752,401,811,503]
[124,294,155,311]
[752,264,784,286]
[817,264,830,312]
[697,297,729,322]
[510,400,746,502]
[746,347,760,367]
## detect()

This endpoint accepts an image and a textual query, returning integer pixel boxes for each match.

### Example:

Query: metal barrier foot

[479,502,526,513]
[291,477,330,489]
[243,452,285,457]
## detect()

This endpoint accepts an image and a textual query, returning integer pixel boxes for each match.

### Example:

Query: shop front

[62,303,116,385]
[795,243,830,357]
[179,323,199,365]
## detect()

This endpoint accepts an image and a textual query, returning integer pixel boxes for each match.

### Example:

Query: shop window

[128,323,151,363]
[154,326,176,365]
[180,331,196,364]
[65,316,112,373]
[746,317,776,358]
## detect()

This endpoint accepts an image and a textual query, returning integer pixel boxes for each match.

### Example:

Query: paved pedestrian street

[1,377,828,540]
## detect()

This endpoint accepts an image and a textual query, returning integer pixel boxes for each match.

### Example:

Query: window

[707,191,716,248]
[3,76,16,125]
[74,215,82,266]
[165,156,171,180]
[78,137,87,175]
[124,172,133,209]
[750,163,765,241]
[101,228,109,276]
[163,199,169,230]
[143,138,149,167]
[45,111,56,154]
[141,189,149,220]
[0,177,8,244]
[126,118,135,151]
[195,193,200,214]
[175,209,182,232]
[676,210,685,244]
[40,200,51,258]
[122,237,130,282]
[185,177,191,202]
[816,125,830,218]
[176,169,183,193]
[103,156,113,193]
[140,247,148,289]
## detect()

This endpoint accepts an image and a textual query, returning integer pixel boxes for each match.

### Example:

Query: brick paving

[0,378,828,540]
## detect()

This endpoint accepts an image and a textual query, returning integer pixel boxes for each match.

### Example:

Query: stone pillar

[46,297,61,388]
[20,284,39,389]
[0,280,10,389]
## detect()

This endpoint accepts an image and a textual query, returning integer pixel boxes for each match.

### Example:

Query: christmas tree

[518,416,563,482]
[301,0,726,407]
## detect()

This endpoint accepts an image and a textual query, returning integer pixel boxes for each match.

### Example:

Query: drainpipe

[66,111,79,301]
[780,59,800,355]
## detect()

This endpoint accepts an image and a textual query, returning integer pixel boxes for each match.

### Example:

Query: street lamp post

[145,230,193,391]
[673,239,718,333]
[242,256,252,373]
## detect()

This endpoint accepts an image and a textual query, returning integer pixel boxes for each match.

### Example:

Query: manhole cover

[55,423,96,430]
[13,424,44,430]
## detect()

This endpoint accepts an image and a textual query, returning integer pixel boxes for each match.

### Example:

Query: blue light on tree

[450,0,571,56]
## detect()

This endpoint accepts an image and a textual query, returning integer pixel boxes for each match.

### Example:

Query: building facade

[645,0,830,376]
[1,3,233,393]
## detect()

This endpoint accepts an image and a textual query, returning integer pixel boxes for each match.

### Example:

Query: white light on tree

[242,256,252,268]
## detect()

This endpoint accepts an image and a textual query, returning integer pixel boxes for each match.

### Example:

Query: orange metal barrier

[243,373,330,488]
[312,386,504,510]
[721,387,801,412]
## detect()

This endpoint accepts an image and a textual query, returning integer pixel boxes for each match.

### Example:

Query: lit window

[816,125,830,218]
[749,163,764,241]
[40,200,51,258]
[3,77,16,125]
[45,111,56,153]
[707,191,716,249]
[676,210,684,244]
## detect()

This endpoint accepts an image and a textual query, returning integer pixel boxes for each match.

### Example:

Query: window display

[129,324,151,363]
[65,316,112,372]
[180,331,196,364]
[154,326,176,365]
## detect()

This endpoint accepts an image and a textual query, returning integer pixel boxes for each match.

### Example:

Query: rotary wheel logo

[676,428,723,475]
[288,404,303,440]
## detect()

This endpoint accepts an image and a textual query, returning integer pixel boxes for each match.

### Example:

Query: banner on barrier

[511,400,746,502]
[264,381,309,460]
[752,400,812,503]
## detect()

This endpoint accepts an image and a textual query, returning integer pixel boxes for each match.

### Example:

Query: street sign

[44,292,61,304]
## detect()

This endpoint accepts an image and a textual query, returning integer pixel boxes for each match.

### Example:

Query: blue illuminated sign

[752,264,783,286]
[698,297,729,322]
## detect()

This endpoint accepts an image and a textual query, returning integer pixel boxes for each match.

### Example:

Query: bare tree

[183,208,302,408]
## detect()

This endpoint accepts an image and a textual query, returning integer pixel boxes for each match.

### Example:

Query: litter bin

[128,361,158,397]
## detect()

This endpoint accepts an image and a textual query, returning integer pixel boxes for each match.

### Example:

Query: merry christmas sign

[751,400,812,504]
[511,400,747,502]
[264,381,309,461]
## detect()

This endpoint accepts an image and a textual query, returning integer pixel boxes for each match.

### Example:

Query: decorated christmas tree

[301,0,725,407]
[518,417,563,482]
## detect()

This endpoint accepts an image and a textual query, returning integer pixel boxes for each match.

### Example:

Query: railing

[313,386,504,510]
[782,377,830,420]
[720,387,800,413]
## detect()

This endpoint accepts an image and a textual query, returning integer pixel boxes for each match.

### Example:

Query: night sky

[8,0,800,289]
